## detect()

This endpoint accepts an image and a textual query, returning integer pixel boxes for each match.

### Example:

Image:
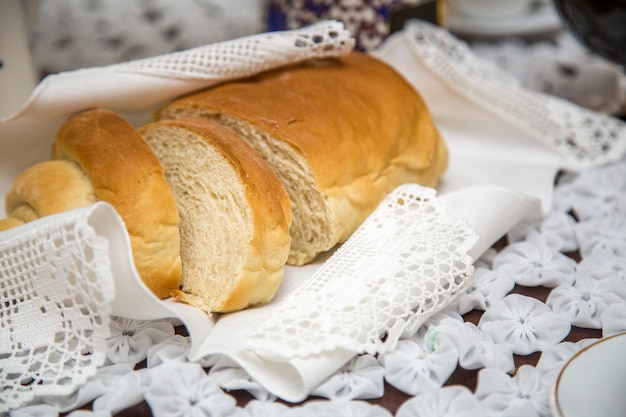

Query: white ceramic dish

[551,332,626,417]
[449,0,531,19]
[447,2,562,37]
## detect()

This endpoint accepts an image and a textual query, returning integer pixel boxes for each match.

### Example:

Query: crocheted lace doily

[0,204,115,412]
[246,184,478,358]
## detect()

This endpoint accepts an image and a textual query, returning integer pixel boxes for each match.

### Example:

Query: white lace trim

[112,20,355,80]
[245,184,479,358]
[0,207,114,412]
[401,21,626,167]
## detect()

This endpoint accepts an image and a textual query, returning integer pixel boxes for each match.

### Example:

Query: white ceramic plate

[447,2,562,38]
[551,332,626,417]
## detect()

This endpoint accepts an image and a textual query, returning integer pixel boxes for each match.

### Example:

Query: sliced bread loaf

[152,52,448,265]
[139,117,292,313]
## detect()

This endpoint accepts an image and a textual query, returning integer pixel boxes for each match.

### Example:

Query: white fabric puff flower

[143,361,236,417]
[475,365,551,417]
[601,303,626,336]
[91,369,145,414]
[241,400,292,417]
[506,216,541,244]
[535,338,598,382]
[577,252,626,281]
[456,267,515,314]
[42,363,135,413]
[147,334,190,368]
[493,233,577,287]
[546,275,626,328]
[567,162,626,222]
[8,404,59,417]
[479,294,571,355]
[537,211,578,252]
[66,410,111,417]
[311,354,384,400]
[106,318,175,365]
[551,174,577,214]
[209,356,276,401]
[395,386,488,417]
[436,318,514,373]
[296,400,393,417]
[381,329,458,396]
[575,215,626,258]
[508,211,578,253]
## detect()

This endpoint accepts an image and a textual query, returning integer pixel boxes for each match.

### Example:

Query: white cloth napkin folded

[0,20,355,196]
[1,20,625,409]
[373,20,626,214]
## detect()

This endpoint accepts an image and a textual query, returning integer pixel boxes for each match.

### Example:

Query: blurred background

[1,0,624,117]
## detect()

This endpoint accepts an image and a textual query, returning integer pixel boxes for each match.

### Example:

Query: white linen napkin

[372,20,626,214]
[2,20,625,409]
[0,20,355,197]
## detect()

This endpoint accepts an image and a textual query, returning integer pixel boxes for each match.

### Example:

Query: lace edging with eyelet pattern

[112,20,355,80]
[245,183,479,359]
[0,208,114,412]
[402,21,626,168]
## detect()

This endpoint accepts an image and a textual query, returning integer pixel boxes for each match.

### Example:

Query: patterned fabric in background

[266,0,428,51]
[28,0,436,77]
[28,0,266,77]
[26,0,623,114]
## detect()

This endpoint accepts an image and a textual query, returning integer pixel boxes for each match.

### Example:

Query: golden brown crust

[50,108,182,298]
[154,52,447,264]
[139,118,292,312]
[154,52,446,189]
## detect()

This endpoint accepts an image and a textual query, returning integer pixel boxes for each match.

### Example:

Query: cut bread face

[159,110,332,266]
[139,117,292,313]
[153,52,448,265]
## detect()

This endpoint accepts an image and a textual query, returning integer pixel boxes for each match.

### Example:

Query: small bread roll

[2,108,182,299]
[139,117,292,313]
[4,159,96,223]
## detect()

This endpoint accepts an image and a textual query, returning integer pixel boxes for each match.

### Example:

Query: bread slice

[152,52,448,265]
[138,117,292,313]
[2,108,182,299]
